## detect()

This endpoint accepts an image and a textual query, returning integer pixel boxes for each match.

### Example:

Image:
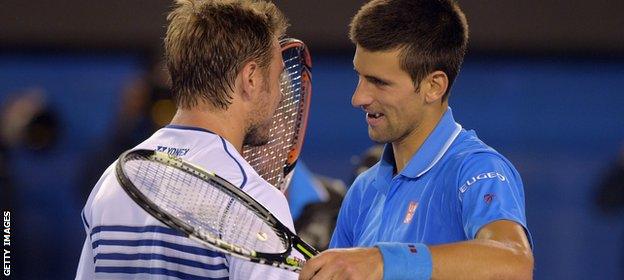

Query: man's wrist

[375,242,432,280]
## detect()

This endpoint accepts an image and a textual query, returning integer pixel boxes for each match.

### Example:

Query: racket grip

[293,236,320,259]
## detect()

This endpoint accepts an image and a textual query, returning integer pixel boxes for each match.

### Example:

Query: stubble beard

[368,123,394,144]
[243,120,272,147]
[243,77,277,147]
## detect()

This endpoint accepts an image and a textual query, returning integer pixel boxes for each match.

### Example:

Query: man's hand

[299,247,383,280]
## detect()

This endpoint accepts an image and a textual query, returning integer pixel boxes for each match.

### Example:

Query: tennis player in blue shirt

[299,1,533,279]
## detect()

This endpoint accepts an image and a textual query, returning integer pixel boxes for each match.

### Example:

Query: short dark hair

[165,0,288,109]
[350,0,468,99]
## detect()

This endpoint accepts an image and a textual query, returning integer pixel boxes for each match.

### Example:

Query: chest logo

[403,201,419,224]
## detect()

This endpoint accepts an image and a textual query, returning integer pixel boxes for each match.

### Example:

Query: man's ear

[421,70,448,104]
[240,60,261,101]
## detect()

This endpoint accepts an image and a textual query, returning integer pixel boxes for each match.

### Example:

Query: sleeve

[328,177,362,248]
[372,154,532,280]
[75,210,95,280]
[457,153,530,240]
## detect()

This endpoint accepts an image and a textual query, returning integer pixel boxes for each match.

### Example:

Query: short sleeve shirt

[330,108,531,249]
[76,125,298,280]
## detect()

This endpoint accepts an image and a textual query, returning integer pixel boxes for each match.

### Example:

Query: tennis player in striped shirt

[76,1,298,279]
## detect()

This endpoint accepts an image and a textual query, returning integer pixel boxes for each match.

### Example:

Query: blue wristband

[375,242,432,280]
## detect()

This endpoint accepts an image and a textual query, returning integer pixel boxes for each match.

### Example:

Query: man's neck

[169,107,247,154]
[392,106,447,174]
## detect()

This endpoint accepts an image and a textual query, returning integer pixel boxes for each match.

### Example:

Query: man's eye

[369,78,388,86]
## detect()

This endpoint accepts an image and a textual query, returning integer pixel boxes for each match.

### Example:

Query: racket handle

[293,236,320,259]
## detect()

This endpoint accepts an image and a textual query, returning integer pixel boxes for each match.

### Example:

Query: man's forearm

[429,239,533,280]
[377,221,533,280]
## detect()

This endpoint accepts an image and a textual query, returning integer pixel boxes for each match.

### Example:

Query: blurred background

[1,0,624,279]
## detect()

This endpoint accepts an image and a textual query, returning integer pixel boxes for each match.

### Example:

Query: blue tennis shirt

[329,108,530,279]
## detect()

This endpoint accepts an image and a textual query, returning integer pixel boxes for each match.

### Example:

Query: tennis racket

[242,38,312,192]
[115,149,319,272]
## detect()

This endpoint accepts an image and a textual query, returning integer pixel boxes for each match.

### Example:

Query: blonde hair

[165,0,288,109]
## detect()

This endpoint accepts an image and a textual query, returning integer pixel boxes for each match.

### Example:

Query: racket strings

[123,154,289,254]
[243,47,309,190]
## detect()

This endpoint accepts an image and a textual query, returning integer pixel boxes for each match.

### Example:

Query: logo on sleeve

[408,244,418,253]
[403,201,418,224]
[483,193,496,204]
[459,172,507,194]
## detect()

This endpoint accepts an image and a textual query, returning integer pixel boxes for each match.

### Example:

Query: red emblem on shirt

[403,201,418,224]
[484,193,496,204]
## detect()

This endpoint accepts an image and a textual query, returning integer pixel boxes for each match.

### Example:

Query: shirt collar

[375,107,462,188]
[164,124,216,134]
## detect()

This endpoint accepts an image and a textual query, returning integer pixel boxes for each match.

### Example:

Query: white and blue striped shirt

[76,125,298,280]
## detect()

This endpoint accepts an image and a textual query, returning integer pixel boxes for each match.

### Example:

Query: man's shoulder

[344,162,381,203]
[441,130,520,180]
[139,129,278,197]
[186,143,294,230]
[235,166,294,231]
[84,161,160,228]
[353,162,380,187]
[443,130,502,162]
[435,129,517,176]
